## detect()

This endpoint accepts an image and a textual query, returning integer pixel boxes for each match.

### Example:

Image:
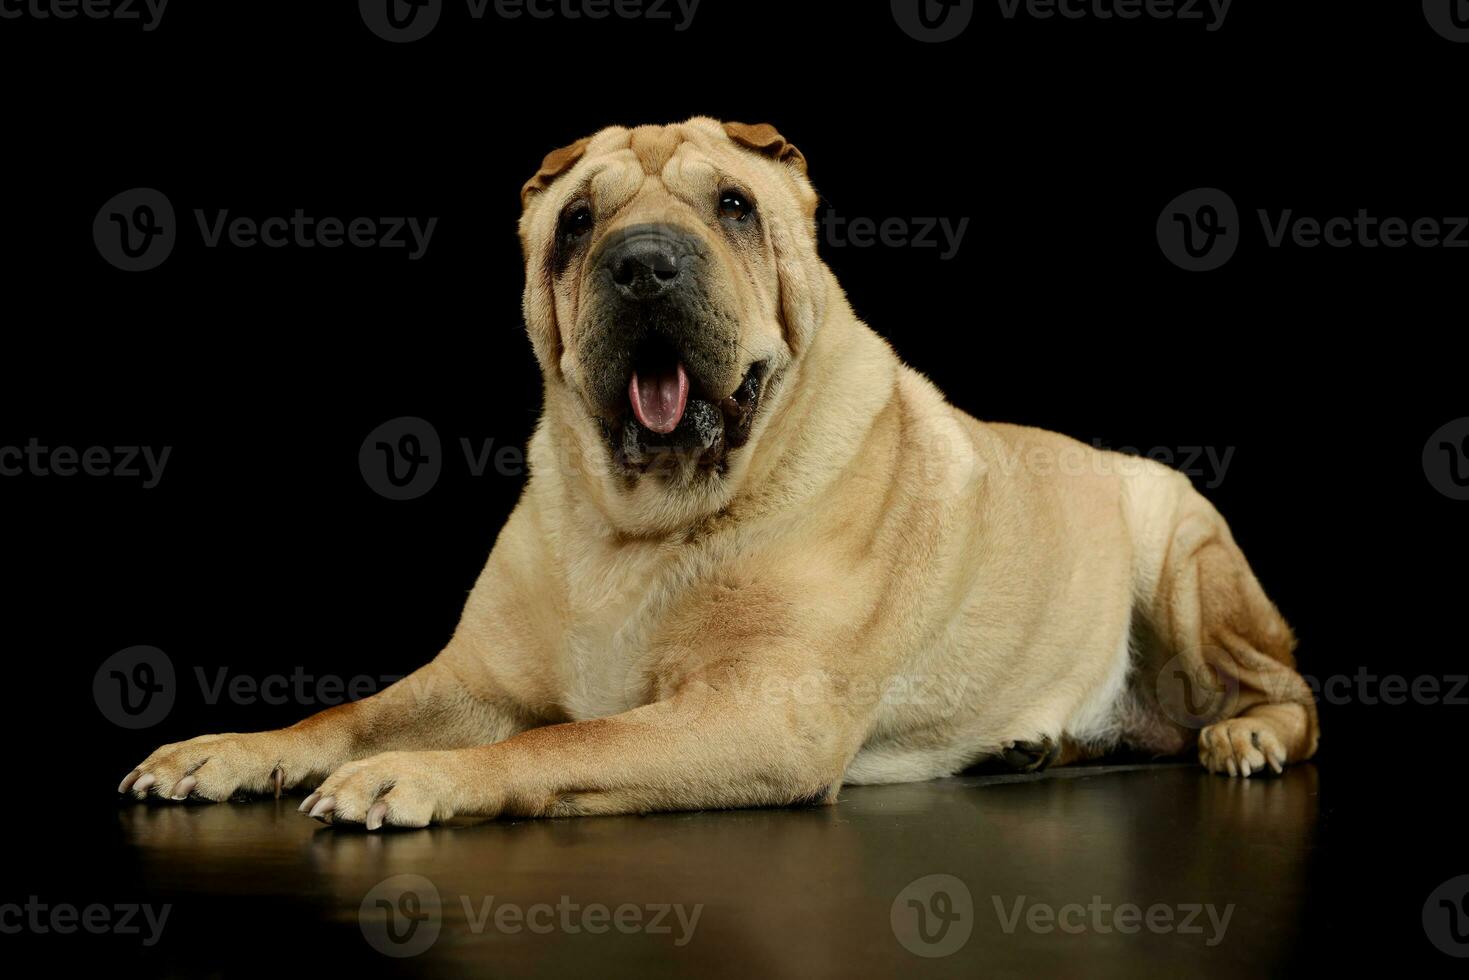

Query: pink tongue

[629,361,690,434]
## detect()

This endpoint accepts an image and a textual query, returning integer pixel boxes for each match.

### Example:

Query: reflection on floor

[91,764,1342,977]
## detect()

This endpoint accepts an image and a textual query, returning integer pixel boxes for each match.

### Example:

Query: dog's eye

[559,204,594,244]
[718,191,753,223]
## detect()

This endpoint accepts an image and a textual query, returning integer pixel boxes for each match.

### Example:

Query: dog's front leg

[118,651,533,803]
[305,661,858,829]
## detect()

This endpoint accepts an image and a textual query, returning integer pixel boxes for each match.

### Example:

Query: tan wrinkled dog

[118,118,1319,828]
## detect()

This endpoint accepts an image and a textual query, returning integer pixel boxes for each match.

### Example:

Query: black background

[1,0,1466,971]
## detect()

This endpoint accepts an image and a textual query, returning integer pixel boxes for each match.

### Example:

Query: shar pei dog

[117,118,1319,828]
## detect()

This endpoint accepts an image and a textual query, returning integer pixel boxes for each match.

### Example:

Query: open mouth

[628,350,691,435]
[610,345,768,476]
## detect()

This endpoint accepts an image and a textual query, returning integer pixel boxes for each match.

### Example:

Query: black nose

[604,225,690,300]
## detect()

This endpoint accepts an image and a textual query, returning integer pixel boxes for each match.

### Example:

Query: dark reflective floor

[66,764,1361,977]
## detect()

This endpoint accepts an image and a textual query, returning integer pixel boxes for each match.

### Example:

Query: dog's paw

[1001,736,1060,774]
[118,732,301,802]
[1198,718,1286,778]
[299,751,463,830]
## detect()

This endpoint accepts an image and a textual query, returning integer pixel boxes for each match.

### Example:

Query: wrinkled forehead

[566,123,746,216]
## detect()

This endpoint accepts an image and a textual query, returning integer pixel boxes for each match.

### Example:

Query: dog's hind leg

[1125,469,1319,777]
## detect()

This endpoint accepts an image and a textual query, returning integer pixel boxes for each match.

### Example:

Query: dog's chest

[556,546,689,721]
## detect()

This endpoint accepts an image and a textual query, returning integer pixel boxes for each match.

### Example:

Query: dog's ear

[722,122,807,175]
[521,137,591,207]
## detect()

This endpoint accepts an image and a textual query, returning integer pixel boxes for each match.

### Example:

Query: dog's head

[518,118,826,527]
